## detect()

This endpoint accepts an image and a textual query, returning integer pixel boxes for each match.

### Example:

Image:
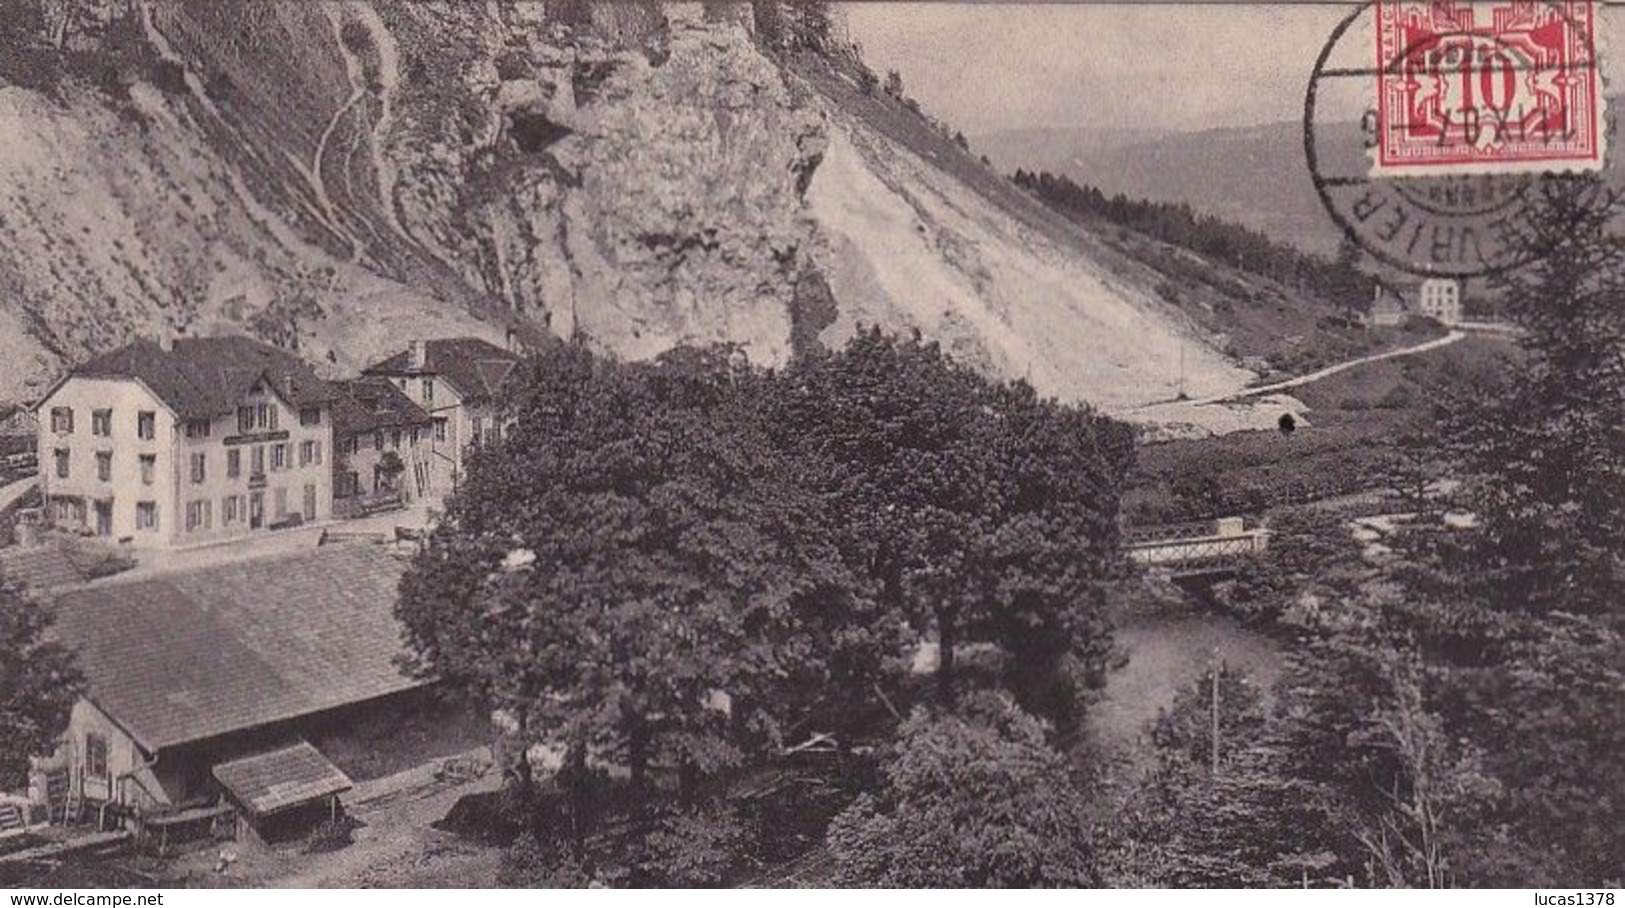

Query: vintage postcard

[0,0,1618,896]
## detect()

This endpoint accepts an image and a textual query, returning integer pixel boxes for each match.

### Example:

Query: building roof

[212,741,352,817]
[0,540,133,594]
[52,336,337,420]
[329,377,432,438]
[363,338,521,405]
[51,545,423,753]
[0,406,38,436]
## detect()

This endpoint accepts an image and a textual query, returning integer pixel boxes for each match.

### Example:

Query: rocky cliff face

[0,1,1253,422]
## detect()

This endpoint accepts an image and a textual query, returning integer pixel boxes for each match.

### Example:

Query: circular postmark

[1304,1,1612,278]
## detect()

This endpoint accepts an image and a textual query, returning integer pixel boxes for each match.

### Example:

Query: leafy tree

[826,693,1096,887]
[397,342,888,834]
[765,329,1130,713]
[639,802,753,886]
[0,571,81,791]
[972,379,1132,724]
[1329,236,1368,315]
[376,449,406,489]
[765,330,992,707]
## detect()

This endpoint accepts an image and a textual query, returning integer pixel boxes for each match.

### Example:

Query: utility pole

[1178,342,1187,400]
[1210,660,1222,777]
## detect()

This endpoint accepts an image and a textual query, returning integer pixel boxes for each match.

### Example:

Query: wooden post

[1210,661,1221,777]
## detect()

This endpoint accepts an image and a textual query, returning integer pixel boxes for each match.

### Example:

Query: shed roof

[212,741,351,817]
[51,545,423,752]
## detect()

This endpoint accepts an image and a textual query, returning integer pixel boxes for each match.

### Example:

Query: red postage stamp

[1373,0,1606,175]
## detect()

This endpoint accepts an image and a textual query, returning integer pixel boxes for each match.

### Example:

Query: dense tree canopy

[397,331,1134,866]
[0,570,81,791]
[766,329,1133,716]
[398,344,890,808]
[1229,179,1625,887]
[826,693,1096,887]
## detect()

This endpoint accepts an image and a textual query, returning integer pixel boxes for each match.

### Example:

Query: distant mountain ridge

[977,99,1625,260]
[975,120,1359,258]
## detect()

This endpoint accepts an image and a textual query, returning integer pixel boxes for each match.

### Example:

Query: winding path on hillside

[1208,329,1466,404]
[1127,329,1466,415]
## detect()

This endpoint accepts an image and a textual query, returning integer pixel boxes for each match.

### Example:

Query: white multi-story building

[33,336,338,548]
[1417,278,1463,325]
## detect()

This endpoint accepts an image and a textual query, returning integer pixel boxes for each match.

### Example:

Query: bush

[1375,383,1415,409]
[304,815,360,854]
[499,835,602,887]
[827,694,1096,887]
[639,803,752,886]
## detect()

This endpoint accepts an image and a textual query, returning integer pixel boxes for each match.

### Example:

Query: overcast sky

[843,2,1625,137]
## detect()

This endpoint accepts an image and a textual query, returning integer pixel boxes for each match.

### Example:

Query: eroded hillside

[0,0,1255,424]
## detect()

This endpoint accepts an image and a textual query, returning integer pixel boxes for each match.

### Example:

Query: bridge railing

[1122,516,1251,546]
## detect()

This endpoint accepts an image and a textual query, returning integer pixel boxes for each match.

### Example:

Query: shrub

[639,803,752,886]
[499,835,601,887]
[827,694,1096,887]
[1375,383,1415,409]
[304,815,360,854]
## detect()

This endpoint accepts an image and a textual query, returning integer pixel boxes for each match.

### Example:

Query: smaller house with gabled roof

[32,336,338,548]
[362,337,522,492]
[329,377,436,517]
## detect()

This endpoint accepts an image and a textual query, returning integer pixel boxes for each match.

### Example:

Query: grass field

[1124,332,1519,525]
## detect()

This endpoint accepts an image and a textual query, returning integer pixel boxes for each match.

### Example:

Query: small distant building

[33,545,426,839]
[329,377,436,518]
[1368,284,1407,327]
[0,404,39,444]
[32,336,338,548]
[361,338,522,491]
[0,404,39,471]
[1416,278,1463,325]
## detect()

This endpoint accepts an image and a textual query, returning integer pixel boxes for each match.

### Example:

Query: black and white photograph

[0,0,1620,893]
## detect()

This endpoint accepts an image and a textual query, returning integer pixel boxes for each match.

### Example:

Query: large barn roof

[51,545,423,753]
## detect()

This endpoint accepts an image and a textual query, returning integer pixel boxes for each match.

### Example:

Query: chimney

[408,340,426,370]
[504,327,518,352]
